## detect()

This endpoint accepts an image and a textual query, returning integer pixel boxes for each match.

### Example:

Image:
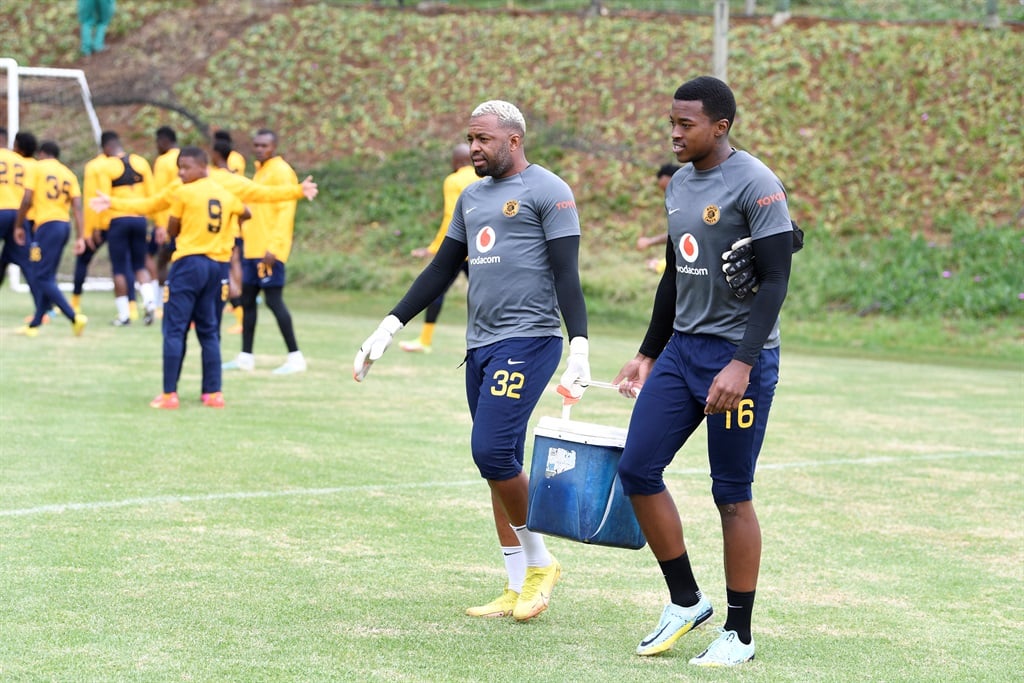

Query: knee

[618,454,661,497]
[471,436,520,481]
[711,480,752,507]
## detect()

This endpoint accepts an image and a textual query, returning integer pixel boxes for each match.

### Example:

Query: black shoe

[111,317,131,327]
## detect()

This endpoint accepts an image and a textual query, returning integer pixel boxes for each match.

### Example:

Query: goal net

[1,57,112,293]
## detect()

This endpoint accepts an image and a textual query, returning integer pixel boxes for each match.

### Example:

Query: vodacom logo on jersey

[476,226,496,253]
[678,233,699,263]
[675,233,709,276]
[471,226,502,265]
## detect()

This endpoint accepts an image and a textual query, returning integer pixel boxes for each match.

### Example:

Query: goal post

[1,58,102,150]
[1,57,111,293]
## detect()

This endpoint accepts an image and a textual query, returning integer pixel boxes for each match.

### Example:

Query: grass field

[1,286,1021,682]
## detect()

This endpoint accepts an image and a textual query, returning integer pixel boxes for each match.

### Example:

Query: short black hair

[657,163,682,179]
[213,130,232,142]
[39,141,60,159]
[156,126,177,142]
[674,76,736,131]
[254,128,277,141]
[178,145,208,165]
[100,130,120,146]
[213,138,233,160]
[14,131,38,157]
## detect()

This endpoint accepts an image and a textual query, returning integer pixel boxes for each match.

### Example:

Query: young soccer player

[614,76,794,667]
[92,131,158,326]
[222,129,307,375]
[0,128,36,290]
[149,146,248,409]
[13,141,89,337]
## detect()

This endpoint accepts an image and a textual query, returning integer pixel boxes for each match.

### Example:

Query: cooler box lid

[533,416,627,449]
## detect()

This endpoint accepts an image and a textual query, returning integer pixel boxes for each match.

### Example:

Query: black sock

[659,553,700,608]
[724,588,755,644]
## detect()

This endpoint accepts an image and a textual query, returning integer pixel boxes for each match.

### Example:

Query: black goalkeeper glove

[722,221,805,299]
[722,237,758,299]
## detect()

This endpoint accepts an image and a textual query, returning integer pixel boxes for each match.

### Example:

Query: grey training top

[447,163,581,349]
[666,150,792,347]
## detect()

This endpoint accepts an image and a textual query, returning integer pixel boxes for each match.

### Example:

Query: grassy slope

[4,2,1022,361]
[7,2,1021,235]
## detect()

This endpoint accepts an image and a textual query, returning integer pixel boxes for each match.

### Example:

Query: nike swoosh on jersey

[507,359,525,365]
[668,208,680,215]
[465,206,478,214]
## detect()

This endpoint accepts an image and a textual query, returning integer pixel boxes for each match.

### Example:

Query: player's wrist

[568,336,588,357]
[380,314,403,334]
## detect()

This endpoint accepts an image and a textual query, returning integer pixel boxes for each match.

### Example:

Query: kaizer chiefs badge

[703,205,721,225]
[503,200,520,217]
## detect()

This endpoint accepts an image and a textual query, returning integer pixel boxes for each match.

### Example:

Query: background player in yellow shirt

[74,140,116,314]
[222,128,306,375]
[0,128,37,289]
[211,137,246,333]
[213,129,247,176]
[150,146,248,410]
[149,125,180,310]
[94,130,158,326]
[399,142,478,353]
[13,141,88,337]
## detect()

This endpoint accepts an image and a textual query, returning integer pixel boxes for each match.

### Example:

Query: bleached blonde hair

[471,100,526,135]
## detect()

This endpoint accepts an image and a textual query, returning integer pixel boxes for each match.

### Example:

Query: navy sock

[659,553,700,608]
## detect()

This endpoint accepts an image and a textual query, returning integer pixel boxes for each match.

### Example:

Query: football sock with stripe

[724,588,755,644]
[659,552,701,608]
[501,545,526,593]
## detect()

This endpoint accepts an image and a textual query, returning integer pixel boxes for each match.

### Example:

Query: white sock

[142,281,158,309]
[501,545,526,593]
[115,295,130,321]
[287,350,304,363]
[511,524,550,568]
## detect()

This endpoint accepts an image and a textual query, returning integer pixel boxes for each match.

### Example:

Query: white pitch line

[0,450,1017,518]
[0,480,483,518]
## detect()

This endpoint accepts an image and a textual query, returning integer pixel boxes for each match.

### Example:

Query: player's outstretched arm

[300,175,318,200]
[356,238,467,382]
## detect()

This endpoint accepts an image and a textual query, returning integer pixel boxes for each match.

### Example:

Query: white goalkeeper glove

[353,314,403,382]
[557,337,591,401]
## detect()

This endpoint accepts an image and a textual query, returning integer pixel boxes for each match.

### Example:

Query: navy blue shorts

[242,257,286,288]
[465,336,563,481]
[618,333,780,505]
[107,215,148,276]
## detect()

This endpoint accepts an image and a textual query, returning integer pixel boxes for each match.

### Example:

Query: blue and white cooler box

[526,416,646,550]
